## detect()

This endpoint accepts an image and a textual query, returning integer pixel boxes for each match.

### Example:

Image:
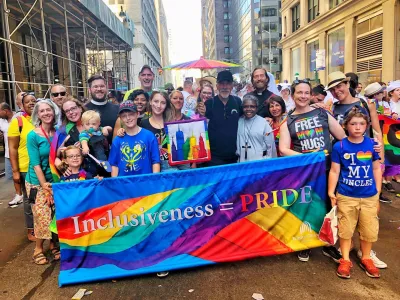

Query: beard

[90,92,106,102]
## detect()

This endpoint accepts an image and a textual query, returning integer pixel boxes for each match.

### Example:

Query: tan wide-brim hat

[195,76,216,89]
[326,71,350,91]
[364,82,383,97]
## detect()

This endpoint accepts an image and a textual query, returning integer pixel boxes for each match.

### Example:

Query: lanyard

[40,125,52,145]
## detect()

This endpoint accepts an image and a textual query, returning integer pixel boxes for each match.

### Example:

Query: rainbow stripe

[378,115,400,165]
[54,152,327,286]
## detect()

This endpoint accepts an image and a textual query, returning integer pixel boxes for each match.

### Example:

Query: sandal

[32,252,48,265]
[50,247,61,261]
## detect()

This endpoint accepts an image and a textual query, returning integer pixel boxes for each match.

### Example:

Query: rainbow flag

[53,152,328,286]
[379,115,400,166]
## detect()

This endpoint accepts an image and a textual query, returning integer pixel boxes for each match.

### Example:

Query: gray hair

[31,99,60,127]
[242,94,258,106]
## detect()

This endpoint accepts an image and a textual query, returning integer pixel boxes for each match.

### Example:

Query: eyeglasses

[52,92,66,97]
[66,154,81,159]
[64,106,79,115]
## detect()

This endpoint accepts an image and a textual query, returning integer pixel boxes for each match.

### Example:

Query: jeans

[20,172,34,229]
[5,158,12,180]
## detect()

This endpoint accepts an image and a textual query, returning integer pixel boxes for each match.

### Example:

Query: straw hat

[364,82,383,97]
[326,71,350,90]
[195,76,216,89]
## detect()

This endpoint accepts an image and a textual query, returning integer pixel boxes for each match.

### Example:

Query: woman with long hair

[26,99,60,264]
[265,96,287,156]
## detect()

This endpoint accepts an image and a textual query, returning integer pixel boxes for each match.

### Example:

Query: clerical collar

[256,88,267,96]
[90,99,107,106]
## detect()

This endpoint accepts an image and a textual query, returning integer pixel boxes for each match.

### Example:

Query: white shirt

[390,99,400,114]
[0,118,10,158]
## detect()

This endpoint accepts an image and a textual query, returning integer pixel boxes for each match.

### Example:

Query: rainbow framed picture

[165,118,211,166]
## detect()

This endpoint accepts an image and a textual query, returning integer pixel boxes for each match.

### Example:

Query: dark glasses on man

[52,91,66,97]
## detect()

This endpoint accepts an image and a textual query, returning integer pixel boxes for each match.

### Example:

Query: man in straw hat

[327,71,388,269]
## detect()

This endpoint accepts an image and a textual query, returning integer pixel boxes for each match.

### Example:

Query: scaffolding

[0,0,135,110]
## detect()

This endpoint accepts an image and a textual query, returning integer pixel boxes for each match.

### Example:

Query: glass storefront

[291,47,301,80]
[328,28,345,73]
[307,40,319,80]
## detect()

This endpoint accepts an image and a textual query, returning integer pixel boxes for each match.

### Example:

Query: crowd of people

[0,62,399,280]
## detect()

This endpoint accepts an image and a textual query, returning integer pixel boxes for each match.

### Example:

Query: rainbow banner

[379,115,400,166]
[54,152,328,287]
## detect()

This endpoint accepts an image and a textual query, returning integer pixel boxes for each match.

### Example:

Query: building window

[223,12,231,20]
[328,28,345,73]
[223,0,231,8]
[292,47,301,80]
[108,0,115,4]
[224,35,232,43]
[262,8,277,17]
[307,40,319,78]
[224,47,233,54]
[117,0,124,4]
[292,4,300,32]
[308,0,319,22]
[329,0,344,9]
[224,24,229,31]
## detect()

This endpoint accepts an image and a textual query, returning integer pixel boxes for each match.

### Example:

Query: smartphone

[28,187,38,204]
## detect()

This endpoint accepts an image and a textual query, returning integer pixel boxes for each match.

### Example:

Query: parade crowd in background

[1,63,400,280]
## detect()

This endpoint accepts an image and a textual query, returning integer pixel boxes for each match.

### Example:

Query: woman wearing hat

[364,83,390,116]
[388,80,400,119]
[279,83,295,112]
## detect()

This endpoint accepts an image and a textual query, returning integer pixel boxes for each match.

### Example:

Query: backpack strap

[17,116,23,134]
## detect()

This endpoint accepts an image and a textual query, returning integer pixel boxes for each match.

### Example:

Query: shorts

[337,193,379,242]
[5,157,13,180]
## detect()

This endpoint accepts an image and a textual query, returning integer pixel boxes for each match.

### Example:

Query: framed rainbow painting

[165,118,211,166]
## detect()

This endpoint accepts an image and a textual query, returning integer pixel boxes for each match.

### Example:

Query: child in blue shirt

[328,108,382,279]
[108,101,160,177]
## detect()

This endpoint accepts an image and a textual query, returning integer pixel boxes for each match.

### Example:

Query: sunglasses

[292,79,310,85]
[52,91,67,97]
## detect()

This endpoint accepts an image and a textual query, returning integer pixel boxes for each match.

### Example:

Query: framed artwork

[165,118,211,166]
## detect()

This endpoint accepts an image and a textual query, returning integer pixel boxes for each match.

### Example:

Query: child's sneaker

[357,250,387,269]
[360,258,380,278]
[337,258,352,279]
[8,194,23,207]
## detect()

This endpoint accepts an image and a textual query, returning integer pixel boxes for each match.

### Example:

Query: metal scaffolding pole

[82,16,87,94]
[103,31,108,88]
[39,0,51,86]
[1,2,13,108]
[48,25,53,82]
[64,1,74,95]
[3,0,17,109]
[95,26,99,74]
[125,49,130,89]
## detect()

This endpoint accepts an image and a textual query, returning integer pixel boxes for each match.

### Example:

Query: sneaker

[357,250,387,269]
[337,258,353,279]
[297,250,310,262]
[360,258,380,278]
[384,182,395,193]
[156,271,169,278]
[8,194,23,206]
[322,246,342,263]
[379,196,392,203]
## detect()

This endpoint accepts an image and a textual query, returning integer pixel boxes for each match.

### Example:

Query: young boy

[79,110,112,161]
[328,108,382,279]
[236,94,277,162]
[108,101,160,177]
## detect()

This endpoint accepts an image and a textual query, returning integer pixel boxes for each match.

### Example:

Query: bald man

[50,84,68,108]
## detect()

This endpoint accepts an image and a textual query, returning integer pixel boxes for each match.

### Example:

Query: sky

[163,0,203,65]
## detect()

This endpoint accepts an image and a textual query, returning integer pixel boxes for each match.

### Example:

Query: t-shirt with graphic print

[140,118,169,161]
[287,108,332,154]
[108,128,160,177]
[331,137,380,198]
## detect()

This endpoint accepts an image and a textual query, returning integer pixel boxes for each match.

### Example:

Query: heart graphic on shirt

[356,151,372,162]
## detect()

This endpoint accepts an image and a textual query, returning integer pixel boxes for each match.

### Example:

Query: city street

[0,174,399,300]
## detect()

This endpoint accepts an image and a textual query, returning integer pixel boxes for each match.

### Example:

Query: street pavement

[0,172,399,300]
